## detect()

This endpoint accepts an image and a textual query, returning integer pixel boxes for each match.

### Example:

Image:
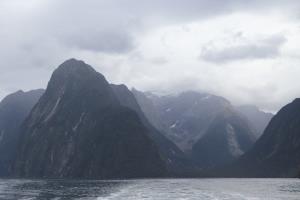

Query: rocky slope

[13,59,167,179]
[0,89,44,176]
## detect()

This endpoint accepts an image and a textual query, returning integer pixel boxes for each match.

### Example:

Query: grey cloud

[200,34,287,63]
[150,57,169,65]
[235,84,280,111]
[1,0,298,57]
[61,31,135,53]
[1,0,300,112]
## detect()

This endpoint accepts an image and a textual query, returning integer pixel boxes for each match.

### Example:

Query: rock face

[231,98,300,177]
[0,89,44,176]
[191,109,256,169]
[13,59,167,179]
[237,105,274,138]
[111,85,198,176]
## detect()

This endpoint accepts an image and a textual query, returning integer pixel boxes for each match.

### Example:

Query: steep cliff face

[230,98,300,177]
[0,89,44,176]
[14,59,166,179]
[191,109,256,169]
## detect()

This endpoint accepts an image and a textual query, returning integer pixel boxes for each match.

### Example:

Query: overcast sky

[1,0,300,112]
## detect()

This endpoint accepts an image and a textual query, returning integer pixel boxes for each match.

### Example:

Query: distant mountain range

[0,58,298,179]
[132,89,269,169]
[132,90,234,152]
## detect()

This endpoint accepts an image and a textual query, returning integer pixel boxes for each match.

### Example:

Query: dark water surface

[0,178,299,199]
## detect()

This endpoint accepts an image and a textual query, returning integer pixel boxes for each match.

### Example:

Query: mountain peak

[46,59,108,97]
[55,58,96,75]
[13,60,167,179]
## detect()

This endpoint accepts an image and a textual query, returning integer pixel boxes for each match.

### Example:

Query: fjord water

[0,178,299,200]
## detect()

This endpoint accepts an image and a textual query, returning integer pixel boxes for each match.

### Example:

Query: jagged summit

[57,58,95,72]
[49,58,105,86]
[42,58,119,115]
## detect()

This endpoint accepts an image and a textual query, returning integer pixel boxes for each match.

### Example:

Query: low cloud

[62,31,135,53]
[200,34,287,63]
[0,0,300,112]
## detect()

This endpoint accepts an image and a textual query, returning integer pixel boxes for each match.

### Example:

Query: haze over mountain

[133,89,258,169]
[0,89,44,176]
[237,105,274,137]
[132,90,234,151]
[192,109,256,169]
[228,98,300,177]
[13,59,168,179]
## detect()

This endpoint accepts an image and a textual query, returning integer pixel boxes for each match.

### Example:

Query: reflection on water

[0,178,299,200]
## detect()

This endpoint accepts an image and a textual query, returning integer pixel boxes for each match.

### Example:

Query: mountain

[237,105,274,137]
[133,90,258,170]
[111,85,198,176]
[133,90,257,152]
[0,89,44,176]
[229,98,300,177]
[13,59,167,179]
[191,109,256,169]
